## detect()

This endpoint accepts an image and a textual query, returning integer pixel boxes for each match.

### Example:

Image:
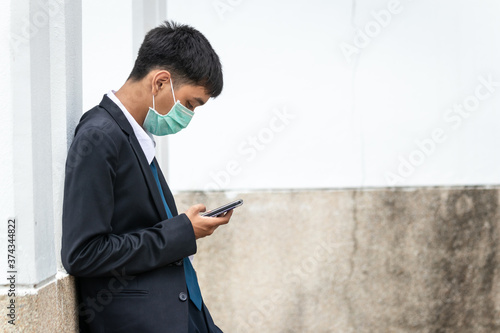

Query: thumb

[191,203,206,213]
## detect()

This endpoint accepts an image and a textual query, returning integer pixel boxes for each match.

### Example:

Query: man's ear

[151,70,171,95]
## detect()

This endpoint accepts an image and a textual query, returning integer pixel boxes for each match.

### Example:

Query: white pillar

[48,0,83,274]
[132,0,168,53]
[0,0,81,291]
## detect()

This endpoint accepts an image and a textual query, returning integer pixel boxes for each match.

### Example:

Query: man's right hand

[185,204,233,239]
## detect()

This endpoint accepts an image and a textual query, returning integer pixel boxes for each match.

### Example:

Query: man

[61,21,231,332]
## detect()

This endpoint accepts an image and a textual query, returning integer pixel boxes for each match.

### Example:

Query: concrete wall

[176,187,500,332]
[0,275,77,332]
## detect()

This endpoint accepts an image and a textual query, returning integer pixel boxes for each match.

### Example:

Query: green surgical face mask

[143,78,194,136]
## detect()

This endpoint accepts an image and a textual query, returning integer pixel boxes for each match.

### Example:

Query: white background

[83,0,500,191]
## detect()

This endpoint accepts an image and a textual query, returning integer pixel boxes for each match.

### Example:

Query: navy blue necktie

[150,162,203,311]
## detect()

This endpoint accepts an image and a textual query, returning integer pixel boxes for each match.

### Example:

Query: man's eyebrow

[194,97,206,106]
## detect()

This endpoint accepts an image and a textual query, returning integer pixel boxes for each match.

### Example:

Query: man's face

[155,82,210,115]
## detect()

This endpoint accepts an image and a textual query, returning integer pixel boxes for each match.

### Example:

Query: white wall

[165,0,500,191]
[80,0,500,191]
[82,0,134,112]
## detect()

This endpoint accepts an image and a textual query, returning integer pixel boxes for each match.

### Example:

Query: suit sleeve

[61,126,196,277]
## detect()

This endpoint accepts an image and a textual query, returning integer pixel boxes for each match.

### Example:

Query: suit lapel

[99,95,169,221]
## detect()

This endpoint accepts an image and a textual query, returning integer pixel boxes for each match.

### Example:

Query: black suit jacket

[61,96,216,332]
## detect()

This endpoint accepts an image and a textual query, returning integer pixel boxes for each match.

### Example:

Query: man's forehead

[178,84,211,104]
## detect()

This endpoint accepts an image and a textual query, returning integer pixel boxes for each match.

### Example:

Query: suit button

[175,260,183,266]
[179,292,188,302]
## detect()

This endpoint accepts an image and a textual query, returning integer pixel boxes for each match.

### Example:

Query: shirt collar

[107,90,156,164]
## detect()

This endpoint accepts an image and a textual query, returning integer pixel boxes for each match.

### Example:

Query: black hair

[128,21,223,97]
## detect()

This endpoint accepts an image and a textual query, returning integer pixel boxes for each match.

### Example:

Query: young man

[61,21,231,332]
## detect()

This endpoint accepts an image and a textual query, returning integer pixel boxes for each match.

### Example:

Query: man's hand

[185,204,233,239]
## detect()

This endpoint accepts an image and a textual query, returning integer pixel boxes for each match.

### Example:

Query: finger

[205,216,230,228]
[216,209,233,223]
[212,219,229,227]
[223,209,234,218]
[192,203,206,213]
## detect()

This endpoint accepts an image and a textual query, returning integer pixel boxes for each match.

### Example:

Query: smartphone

[201,199,243,217]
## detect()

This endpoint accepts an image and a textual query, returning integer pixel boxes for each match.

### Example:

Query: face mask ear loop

[170,77,176,103]
[152,94,155,110]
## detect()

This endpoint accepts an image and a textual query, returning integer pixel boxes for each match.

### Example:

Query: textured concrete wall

[175,187,500,332]
[0,275,78,332]
[6,187,497,332]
